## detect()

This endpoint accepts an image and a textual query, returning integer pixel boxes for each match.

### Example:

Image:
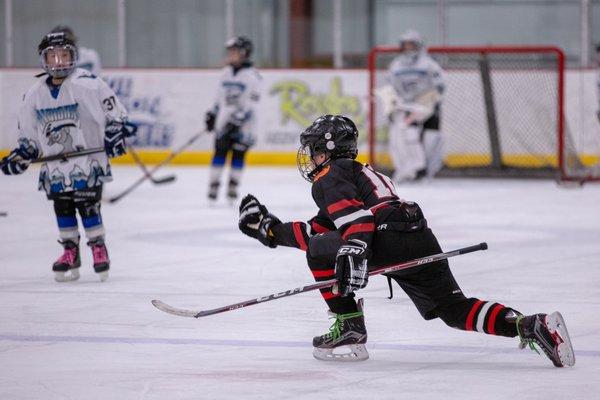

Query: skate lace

[515,315,541,355]
[58,247,77,264]
[325,311,364,341]
[92,245,108,263]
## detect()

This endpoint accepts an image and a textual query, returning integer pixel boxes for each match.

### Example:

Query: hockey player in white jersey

[51,25,102,77]
[204,36,262,203]
[0,32,134,282]
[383,30,445,182]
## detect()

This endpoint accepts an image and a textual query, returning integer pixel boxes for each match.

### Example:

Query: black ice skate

[89,238,110,282]
[53,240,81,282]
[313,298,369,362]
[516,312,575,367]
[208,181,219,202]
[227,179,239,203]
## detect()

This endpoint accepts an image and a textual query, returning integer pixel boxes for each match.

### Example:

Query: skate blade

[546,312,575,367]
[313,344,369,362]
[97,270,109,282]
[54,269,80,282]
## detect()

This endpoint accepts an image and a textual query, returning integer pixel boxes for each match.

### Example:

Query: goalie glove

[334,239,369,296]
[238,194,281,248]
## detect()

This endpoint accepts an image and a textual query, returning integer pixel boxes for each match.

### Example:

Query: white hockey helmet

[398,29,424,65]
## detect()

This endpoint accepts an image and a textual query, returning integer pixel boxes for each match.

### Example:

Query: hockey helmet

[225,36,253,59]
[398,29,424,65]
[297,115,359,182]
[38,31,78,79]
[50,25,78,44]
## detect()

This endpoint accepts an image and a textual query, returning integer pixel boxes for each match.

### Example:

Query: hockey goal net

[367,46,600,182]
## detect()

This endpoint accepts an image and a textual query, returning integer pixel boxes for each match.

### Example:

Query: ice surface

[1,166,599,400]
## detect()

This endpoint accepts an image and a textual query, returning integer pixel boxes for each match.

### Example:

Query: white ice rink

[1,166,599,400]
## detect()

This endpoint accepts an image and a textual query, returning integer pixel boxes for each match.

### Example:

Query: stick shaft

[109,132,204,203]
[188,242,487,318]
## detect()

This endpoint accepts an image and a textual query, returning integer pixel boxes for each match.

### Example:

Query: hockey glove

[0,139,39,175]
[205,111,216,132]
[104,121,136,158]
[238,194,281,248]
[334,239,369,296]
[597,110,600,124]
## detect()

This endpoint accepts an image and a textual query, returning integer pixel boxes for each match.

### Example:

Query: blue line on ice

[0,334,598,358]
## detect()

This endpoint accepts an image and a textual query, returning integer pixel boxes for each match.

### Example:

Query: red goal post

[367,45,599,182]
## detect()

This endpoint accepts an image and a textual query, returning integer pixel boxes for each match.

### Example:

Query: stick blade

[151,299,199,318]
[151,175,176,184]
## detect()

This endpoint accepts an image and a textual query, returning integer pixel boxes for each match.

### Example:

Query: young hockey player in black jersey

[238,114,575,366]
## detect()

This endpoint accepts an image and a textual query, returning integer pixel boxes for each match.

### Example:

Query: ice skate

[208,181,219,204]
[53,240,81,282]
[227,179,239,205]
[313,298,369,362]
[89,239,110,282]
[516,312,575,367]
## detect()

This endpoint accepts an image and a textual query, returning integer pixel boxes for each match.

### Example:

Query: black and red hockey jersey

[271,158,415,255]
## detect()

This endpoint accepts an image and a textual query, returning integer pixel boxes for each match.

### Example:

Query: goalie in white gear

[204,36,262,203]
[383,29,445,182]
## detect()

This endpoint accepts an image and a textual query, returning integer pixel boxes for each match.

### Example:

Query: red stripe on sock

[465,300,484,331]
[311,269,335,278]
[321,291,340,300]
[486,304,505,335]
[292,222,308,251]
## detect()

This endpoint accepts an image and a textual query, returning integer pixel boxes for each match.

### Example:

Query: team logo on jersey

[44,119,78,152]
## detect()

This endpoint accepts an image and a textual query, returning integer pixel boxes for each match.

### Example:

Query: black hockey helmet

[38,31,78,78]
[297,115,359,182]
[50,25,78,44]
[225,36,253,59]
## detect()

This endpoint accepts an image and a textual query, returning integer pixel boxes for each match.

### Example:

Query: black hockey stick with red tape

[151,242,488,318]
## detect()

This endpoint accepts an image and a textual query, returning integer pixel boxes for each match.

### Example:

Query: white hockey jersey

[77,47,102,77]
[210,63,262,145]
[17,68,127,195]
[387,52,445,103]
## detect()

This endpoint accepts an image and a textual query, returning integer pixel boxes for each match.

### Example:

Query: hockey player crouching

[238,114,575,366]
[0,32,134,282]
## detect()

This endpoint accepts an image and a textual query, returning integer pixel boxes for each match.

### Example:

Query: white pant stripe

[476,302,494,332]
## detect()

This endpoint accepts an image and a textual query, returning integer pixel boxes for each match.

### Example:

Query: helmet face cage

[40,45,78,78]
[38,32,78,78]
[296,144,317,182]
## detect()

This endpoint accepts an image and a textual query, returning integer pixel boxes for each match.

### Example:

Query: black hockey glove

[104,120,136,158]
[205,111,216,132]
[238,194,281,248]
[334,239,369,296]
[0,139,39,176]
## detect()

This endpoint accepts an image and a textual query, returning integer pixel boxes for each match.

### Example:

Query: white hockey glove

[238,194,281,248]
[334,239,369,296]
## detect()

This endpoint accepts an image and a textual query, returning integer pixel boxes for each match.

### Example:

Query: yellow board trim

[1,149,596,167]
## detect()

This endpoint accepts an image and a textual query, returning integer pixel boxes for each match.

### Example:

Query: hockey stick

[128,145,176,185]
[109,131,206,204]
[0,147,106,169]
[151,242,488,318]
